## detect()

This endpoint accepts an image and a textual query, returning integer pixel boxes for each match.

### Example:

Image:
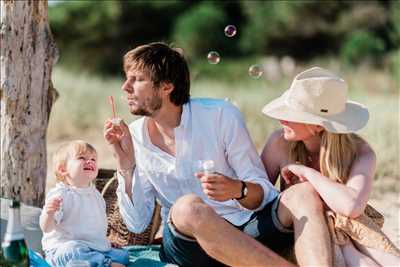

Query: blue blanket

[126,245,176,266]
[29,246,177,267]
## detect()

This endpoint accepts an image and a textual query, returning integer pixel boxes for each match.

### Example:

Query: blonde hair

[289,131,361,184]
[53,140,97,182]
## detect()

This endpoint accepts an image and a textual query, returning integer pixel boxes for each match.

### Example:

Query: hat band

[284,95,345,116]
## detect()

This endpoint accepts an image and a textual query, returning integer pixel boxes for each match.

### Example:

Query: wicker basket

[95,169,161,247]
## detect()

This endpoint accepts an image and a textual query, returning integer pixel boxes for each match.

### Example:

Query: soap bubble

[207,51,220,64]
[224,25,237,37]
[248,65,263,79]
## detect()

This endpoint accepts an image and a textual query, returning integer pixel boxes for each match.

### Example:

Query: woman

[260,67,399,266]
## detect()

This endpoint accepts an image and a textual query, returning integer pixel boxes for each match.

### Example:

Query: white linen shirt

[117,98,279,233]
[40,183,111,252]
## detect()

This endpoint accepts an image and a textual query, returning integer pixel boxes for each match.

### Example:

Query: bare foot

[111,263,125,267]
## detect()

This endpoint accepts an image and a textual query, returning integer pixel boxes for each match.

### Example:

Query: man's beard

[130,94,162,116]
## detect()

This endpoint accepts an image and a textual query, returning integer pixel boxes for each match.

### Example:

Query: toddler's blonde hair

[53,140,97,182]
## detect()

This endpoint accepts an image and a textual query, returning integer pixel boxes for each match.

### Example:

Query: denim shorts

[159,195,294,267]
[45,241,130,267]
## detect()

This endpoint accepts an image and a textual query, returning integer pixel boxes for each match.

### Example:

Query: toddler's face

[64,151,98,187]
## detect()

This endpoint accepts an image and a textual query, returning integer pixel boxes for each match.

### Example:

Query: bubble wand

[108,95,116,119]
[108,95,121,125]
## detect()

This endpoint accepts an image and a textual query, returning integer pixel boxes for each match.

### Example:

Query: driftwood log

[0,0,58,206]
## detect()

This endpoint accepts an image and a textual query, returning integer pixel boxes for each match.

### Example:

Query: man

[104,42,332,266]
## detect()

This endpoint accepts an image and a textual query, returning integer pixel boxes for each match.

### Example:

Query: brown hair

[123,42,190,106]
[289,131,361,184]
[53,140,97,182]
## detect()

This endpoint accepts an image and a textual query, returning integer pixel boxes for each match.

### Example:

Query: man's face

[121,68,162,116]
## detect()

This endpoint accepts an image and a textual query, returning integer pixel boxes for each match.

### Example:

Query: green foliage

[238,1,298,54]
[340,30,385,65]
[48,0,397,75]
[172,2,227,59]
[238,1,345,56]
[49,1,121,73]
[388,0,400,47]
[49,1,194,74]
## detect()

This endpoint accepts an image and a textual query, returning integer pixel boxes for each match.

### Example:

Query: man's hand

[195,172,242,201]
[45,196,62,217]
[104,118,135,172]
[281,164,309,185]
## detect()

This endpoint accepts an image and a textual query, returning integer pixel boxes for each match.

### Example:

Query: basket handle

[101,176,117,196]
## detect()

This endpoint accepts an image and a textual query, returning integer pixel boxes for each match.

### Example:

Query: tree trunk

[0,0,58,207]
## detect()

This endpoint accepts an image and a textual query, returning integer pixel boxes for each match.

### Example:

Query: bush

[49,1,194,75]
[172,2,229,60]
[388,0,400,47]
[340,30,385,65]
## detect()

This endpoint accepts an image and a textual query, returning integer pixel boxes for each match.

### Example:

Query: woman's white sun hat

[262,67,369,133]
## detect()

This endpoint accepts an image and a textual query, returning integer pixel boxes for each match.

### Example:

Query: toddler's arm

[40,196,62,233]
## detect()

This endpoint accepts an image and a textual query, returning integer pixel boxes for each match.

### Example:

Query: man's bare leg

[171,194,295,267]
[278,182,332,266]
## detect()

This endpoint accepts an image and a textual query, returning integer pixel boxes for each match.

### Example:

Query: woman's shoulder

[347,137,377,176]
[356,138,376,160]
[261,129,289,163]
[264,129,289,152]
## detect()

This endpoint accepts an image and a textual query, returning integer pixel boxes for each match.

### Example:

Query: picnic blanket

[125,245,177,267]
[29,246,177,267]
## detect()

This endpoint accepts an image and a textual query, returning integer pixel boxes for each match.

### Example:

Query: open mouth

[83,166,95,171]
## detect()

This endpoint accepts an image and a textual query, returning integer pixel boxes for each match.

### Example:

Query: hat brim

[262,93,369,133]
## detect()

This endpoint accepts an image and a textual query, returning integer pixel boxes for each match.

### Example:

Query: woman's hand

[195,172,241,201]
[281,164,310,185]
[104,118,135,172]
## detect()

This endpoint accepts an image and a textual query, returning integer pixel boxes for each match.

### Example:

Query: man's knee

[282,182,324,216]
[171,194,214,234]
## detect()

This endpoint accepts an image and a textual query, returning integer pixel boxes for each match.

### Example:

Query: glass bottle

[202,160,215,175]
[1,200,29,267]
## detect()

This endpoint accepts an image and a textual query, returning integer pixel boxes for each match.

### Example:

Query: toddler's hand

[45,197,62,216]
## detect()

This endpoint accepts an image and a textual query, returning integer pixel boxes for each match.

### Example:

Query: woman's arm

[283,144,376,218]
[260,129,288,186]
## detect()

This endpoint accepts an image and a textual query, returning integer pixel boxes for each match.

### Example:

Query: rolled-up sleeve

[221,105,279,211]
[116,166,156,233]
